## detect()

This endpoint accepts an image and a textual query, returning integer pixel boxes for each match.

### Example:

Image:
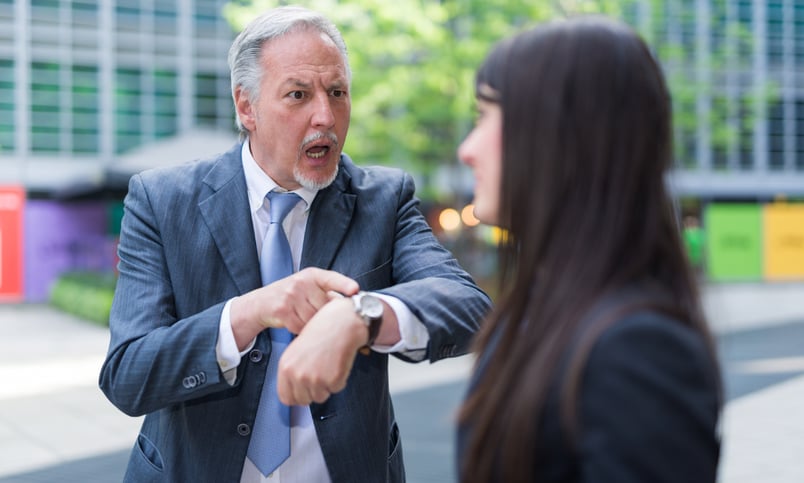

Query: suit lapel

[198,144,262,295]
[301,165,356,270]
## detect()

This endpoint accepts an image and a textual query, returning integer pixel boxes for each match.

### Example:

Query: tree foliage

[225,0,554,199]
[224,0,768,199]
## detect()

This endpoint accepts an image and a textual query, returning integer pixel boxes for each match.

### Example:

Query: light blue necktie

[247,190,301,476]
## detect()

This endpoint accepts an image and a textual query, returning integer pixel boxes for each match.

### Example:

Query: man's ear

[234,86,257,132]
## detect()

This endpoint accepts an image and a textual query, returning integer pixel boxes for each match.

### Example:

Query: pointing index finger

[317,270,359,297]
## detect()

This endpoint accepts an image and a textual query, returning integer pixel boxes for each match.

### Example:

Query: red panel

[0,186,25,301]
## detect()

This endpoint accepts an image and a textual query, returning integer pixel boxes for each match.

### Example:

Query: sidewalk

[0,304,476,480]
[1,282,803,482]
[0,305,137,478]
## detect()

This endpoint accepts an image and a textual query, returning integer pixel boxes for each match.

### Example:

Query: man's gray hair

[227,6,351,137]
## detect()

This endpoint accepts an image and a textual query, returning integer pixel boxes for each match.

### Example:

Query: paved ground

[1,282,803,482]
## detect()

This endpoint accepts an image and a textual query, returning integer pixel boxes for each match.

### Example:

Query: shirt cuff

[370,293,429,361]
[216,298,255,385]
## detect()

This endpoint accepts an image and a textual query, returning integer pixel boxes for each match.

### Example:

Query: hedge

[49,272,117,326]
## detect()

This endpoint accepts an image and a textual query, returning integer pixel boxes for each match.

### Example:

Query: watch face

[361,295,384,319]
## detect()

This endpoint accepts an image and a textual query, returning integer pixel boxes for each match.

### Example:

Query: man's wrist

[350,291,384,355]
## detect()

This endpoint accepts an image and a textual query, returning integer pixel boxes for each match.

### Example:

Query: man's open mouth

[306,145,330,159]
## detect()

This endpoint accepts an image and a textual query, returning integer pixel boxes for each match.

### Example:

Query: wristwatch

[351,291,383,355]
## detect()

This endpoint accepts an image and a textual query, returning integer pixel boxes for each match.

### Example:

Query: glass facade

[1,0,803,197]
[0,59,14,152]
[631,0,804,198]
[0,0,234,190]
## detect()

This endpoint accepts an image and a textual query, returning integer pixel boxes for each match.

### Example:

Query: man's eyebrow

[281,79,313,89]
[280,77,348,89]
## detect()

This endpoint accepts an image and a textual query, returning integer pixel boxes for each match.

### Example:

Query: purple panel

[24,201,117,302]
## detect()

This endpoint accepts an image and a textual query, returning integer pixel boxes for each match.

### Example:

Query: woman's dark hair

[458,16,719,483]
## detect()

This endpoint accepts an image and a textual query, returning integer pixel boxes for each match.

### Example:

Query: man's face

[235,28,351,190]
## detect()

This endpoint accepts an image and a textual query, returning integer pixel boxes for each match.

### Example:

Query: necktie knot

[267,191,301,225]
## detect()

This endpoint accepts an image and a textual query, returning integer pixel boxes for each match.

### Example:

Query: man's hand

[229,267,359,350]
[276,296,368,405]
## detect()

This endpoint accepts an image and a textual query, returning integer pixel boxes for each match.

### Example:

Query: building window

[154,70,178,138]
[196,72,222,127]
[767,100,785,170]
[0,59,13,152]
[796,100,804,170]
[72,65,99,154]
[30,62,61,153]
[115,68,142,154]
[195,0,221,36]
[115,3,141,33]
[72,1,98,28]
[154,0,177,36]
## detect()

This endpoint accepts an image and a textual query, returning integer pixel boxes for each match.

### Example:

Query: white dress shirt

[214,141,430,483]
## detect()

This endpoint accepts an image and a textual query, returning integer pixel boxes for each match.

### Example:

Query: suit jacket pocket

[136,433,164,471]
[387,421,405,482]
[123,433,166,483]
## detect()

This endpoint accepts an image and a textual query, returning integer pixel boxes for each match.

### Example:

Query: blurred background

[2,0,804,307]
[1,1,803,482]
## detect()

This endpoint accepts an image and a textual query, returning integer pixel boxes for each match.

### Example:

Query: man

[99,6,490,483]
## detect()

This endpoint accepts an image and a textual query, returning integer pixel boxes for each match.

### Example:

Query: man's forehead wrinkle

[276,72,348,89]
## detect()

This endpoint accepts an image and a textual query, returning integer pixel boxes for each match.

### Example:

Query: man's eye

[332,90,345,98]
[289,91,304,100]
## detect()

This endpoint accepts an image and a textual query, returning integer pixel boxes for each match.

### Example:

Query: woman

[456,16,722,483]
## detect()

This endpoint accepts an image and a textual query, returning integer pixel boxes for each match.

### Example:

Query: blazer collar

[301,157,357,270]
[199,142,263,295]
[198,145,359,293]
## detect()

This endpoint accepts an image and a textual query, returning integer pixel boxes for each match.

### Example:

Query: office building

[0,0,236,302]
[0,0,235,191]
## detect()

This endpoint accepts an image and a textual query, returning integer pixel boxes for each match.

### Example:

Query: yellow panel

[764,203,804,280]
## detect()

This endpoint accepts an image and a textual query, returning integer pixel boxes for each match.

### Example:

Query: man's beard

[294,162,339,191]
[294,131,340,190]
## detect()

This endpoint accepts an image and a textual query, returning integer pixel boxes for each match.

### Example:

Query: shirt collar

[240,139,318,214]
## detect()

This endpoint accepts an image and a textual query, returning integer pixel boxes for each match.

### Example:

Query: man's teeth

[307,149,327,159]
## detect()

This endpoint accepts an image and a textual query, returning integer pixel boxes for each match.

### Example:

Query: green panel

[108,201,124,236]
[705,203,763,281]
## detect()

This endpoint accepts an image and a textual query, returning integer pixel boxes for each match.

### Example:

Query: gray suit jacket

[99,143,490,482]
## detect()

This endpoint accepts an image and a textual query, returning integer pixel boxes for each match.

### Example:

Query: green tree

[223,0,770,199]
[224,0,554,200]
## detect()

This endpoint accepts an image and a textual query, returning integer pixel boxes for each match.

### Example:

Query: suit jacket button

[249,350,263,363]
[182,376,197,389]
[237,423,251,436]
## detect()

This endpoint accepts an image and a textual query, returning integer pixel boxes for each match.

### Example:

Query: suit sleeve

[576,314,721,483]
[376,172,491,363]
[98,174,229,417]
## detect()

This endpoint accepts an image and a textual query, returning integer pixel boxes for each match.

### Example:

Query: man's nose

[311,93,335,128]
